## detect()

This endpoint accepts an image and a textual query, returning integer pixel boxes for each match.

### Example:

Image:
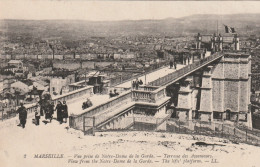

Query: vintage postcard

[0,0,260,167]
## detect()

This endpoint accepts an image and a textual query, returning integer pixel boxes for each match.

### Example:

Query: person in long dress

[62,101,68,123]
[55,101,63,124]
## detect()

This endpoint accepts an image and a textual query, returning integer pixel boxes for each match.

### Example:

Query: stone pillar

[176,78,194,130]
[219,35,223,51]
[211,37,214,51]
[234,35,240,50]
[247,110,252,129]
[199,66,213,124]
[196,33,201,49]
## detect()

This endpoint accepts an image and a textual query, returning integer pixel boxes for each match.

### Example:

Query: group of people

[55,101,68,124]
[34,101,55,126]
[16,100,69,128]
[132,78,143,90]
[109,89,119,98]
[169,60,177,69]
[82,98,93,110]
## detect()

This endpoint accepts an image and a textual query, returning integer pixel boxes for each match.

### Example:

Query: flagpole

[217,20,218,35]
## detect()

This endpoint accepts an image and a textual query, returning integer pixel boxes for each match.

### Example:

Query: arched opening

[225,109,231,120]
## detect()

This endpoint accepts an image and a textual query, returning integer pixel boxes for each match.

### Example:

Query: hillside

[0,13,260,42]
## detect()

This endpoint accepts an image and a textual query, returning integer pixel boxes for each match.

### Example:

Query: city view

[0,1,260,167]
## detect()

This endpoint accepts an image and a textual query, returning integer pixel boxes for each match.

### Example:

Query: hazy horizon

[1,13,260,22]
[1,1,260,21]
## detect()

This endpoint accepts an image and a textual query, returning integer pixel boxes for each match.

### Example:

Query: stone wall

[211,53,251,114]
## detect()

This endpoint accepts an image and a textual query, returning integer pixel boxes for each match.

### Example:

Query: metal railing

[148,52,223,86]
[110,61,168,87]
[80,115,260,146]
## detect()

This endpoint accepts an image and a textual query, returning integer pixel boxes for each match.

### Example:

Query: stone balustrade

[132,90,152,103]
[151,86,166,102]
[70,90,133,130]
[52,86,94,105]
[70,86,168,130]
[139,85,159,91]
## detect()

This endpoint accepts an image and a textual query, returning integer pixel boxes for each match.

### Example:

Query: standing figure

[170,61,173,69]
[174,59,177,70]
[135,78,139,90]
[55,101,63,124]
[35,104,41,126]
[62,101,68,123]
[45,101,52,123]
[17,103,27,128]
[49,102,55,122]
[132,80,136,89]
[139,79,143,86]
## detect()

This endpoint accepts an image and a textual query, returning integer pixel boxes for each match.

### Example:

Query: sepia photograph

[0,0,260,166]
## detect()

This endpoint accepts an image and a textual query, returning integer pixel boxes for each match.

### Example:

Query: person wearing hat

[17,103,27,128]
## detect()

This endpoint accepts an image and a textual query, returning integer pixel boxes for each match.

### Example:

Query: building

[50,74,75,96]
[8,60,23,69]
[173,33,252,127]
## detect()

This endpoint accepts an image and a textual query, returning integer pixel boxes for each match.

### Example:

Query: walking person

[34,104,41,126]
[62,101,68,123]
[17,103,27,128]
[55,101,63,124]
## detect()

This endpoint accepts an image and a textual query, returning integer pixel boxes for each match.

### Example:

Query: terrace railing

[70,86,169,130]
[110,61,168,87]
[148,52,223,86]
[81,116,260,147]
[1,86,94,122]
[69,90,133,130]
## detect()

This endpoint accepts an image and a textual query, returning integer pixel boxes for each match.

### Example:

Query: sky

[0,1,260,21]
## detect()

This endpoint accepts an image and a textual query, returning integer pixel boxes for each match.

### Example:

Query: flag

[224,25,236,33]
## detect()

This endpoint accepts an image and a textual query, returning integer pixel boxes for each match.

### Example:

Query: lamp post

[143,69,147,85]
